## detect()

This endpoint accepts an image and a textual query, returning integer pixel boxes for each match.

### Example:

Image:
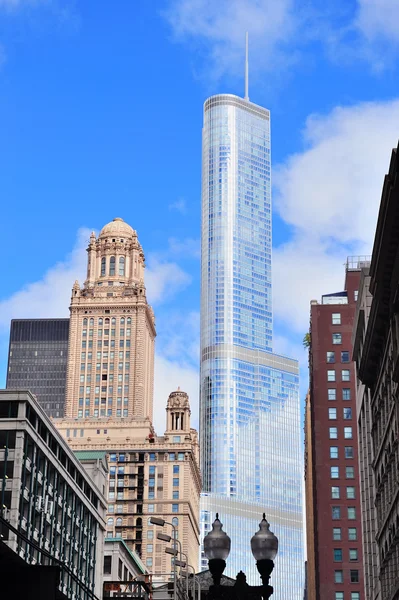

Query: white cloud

[153,353,199,435]
[168,237,200,259]
[356,0,399,44]
[168,198,187,214]
[146,257,192,304]
[164,0,298,81]
[273,98,399,333]
[0,227,89,332]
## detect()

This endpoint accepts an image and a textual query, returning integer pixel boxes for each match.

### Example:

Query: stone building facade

[65,218,155,421]
[56,388,201,579]
[352,145,399,600]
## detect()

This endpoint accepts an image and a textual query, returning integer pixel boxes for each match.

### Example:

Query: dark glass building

[6,319,69,418]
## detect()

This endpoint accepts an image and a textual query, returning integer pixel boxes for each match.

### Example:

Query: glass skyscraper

[199,94,304,596]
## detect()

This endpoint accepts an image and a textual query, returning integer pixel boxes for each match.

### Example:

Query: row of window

[82,329,131,337]
[333,503,357,518]
[334,570,360,583]
[108,453,185,463]
[83,317,131,326]
[330,426,353,439]
[329,407,352,420]
[82,340,131,349]
[334,542,358,558]
[330,446,354,459]
[101,256,126,277]
[331,487,357,500]
[328,370,351,382]
[327,351,350,363]
[332,515,357,534]
[332,486,356,499]
[331,465,355,479]
[328,389,351,400]
[77,408,129,418]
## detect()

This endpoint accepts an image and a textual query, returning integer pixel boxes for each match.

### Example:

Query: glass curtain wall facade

[7,319,69,418]
[200,95,303,595]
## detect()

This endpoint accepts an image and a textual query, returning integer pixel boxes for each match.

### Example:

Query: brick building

[305,258,367,600]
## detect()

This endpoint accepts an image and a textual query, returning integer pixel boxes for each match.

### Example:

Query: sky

[1,0,399,434]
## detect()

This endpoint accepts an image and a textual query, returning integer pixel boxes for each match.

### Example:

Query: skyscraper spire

[244,31,249,101]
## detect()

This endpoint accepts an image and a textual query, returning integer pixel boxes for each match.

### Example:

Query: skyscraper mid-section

[200,94,304,595]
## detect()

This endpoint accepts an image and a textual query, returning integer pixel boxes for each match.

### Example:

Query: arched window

[119,256,125,276]
[101,257,106,276]
[172,517,178,527]
[109,256,116,276]
[121,318,125,325]
[111,317,116,325]
[136,517,143,528]
[99,318,103,326]
[83,318,88,326]
[116,517,123,527]
[89,318,94,326]
[105,318,110,324]
[107,518,114,526]
[127,317,131,325]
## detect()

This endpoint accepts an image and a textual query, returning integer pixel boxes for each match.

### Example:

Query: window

[342,370,350,381]
[346,466,355,479]
[348,528,357,541]
[173,491,179,499]
[332,486,340,498]
[343,408,352,420]
[335,570,343,583]
[109,256,115,276]
[119,256,125,276]
[351,594,360,600]
[354,290,358,301]
[103,555,112,575]
[172,517,178,526]
[332,506,341,519]
[330,446,339,459]
[332,313,341,325]
[343,388,351,400]
[148,504,154,513]
[173,478,179,487]
[333,333,342,345]
[328,370,336,381]
[328,389,337,401]
[146,558,153,568]
[101,257,106,276]
[344,427,353,439]
[329,408,337,420]
[172,504,178,513]
[147,530,154,539]
[335,593,344,600]
[327,351,335,363]
[349,549,358,561]
[107,517,114,526]
[333,527,342,540]
[341,351,350,363]
[348,507,356,520]
[147,544,153,553]
[347,487,356,499]
[345,447,354,459]
[330,427,338,439]
[331,466,339,479]
[334,548,343,561]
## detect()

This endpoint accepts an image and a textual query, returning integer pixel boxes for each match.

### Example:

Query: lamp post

[150,517,182,600]
[203,513,278,600]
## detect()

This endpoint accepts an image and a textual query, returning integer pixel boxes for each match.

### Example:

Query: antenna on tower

[244,31,249,101]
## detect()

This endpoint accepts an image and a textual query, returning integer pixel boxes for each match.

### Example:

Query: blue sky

[2,0,399,433]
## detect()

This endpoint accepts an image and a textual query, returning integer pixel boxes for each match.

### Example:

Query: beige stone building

[65,217,155,421]
[56,388,200,577]
[55,217,201,577]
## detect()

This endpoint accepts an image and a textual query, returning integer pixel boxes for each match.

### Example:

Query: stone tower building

[65,218,156,421]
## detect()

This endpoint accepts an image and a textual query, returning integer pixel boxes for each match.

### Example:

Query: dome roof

[99,218,135,239]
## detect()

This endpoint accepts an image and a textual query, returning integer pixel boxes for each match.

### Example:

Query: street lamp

[203,513,278,600]
[150,517,181,600]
